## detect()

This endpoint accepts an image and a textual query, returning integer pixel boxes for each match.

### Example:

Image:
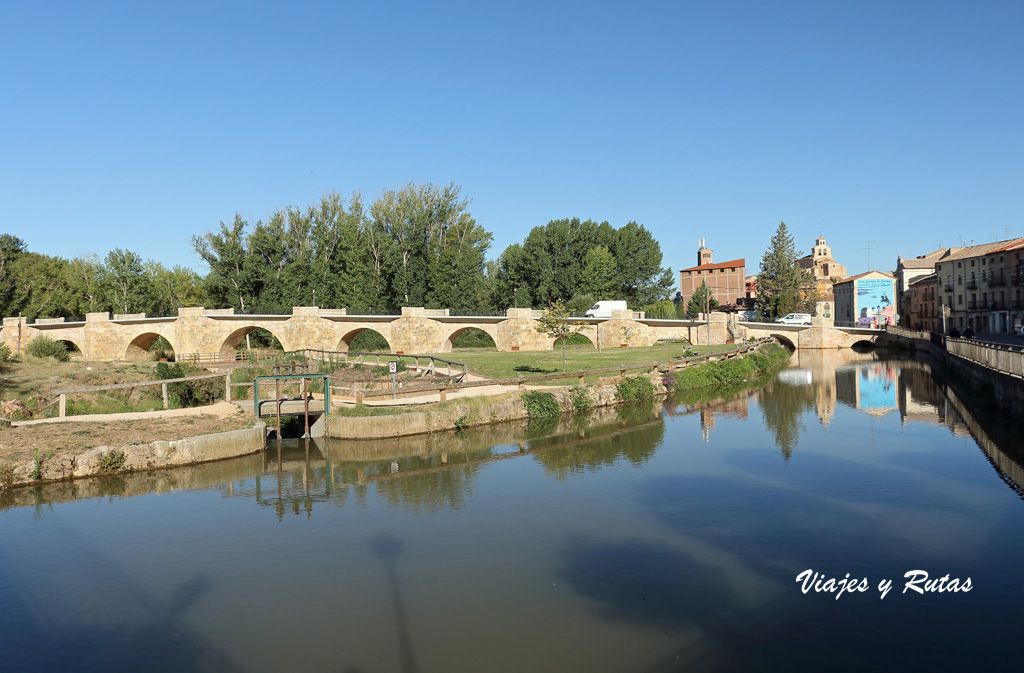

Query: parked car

[774,313,812,325]
[584,300,628,318]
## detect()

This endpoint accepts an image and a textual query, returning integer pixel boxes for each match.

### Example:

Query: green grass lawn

[437,342,733,384]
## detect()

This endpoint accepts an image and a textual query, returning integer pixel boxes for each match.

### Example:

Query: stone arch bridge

[1,307,885,362]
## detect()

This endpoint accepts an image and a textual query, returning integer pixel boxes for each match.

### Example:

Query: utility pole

[863,240,876,271]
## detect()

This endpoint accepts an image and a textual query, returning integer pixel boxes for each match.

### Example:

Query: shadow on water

[370,534,418,673]
[0,541,241,672]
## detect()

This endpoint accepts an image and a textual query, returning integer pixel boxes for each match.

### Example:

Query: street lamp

[514,286,518,309]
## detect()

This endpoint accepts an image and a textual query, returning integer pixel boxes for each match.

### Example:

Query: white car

[774,313,812,325]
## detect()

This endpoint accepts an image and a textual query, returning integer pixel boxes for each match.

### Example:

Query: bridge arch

[771,333,797,351]
[219,325,288,355]
[555,333,595,349]
[125,331,176,361]
[443,326,498,352]
[57,338,84,358]
[338,327,393,353]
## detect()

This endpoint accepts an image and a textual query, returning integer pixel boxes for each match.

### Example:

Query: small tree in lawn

[536,299,587,372]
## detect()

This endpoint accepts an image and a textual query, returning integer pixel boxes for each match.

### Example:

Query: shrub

[0,342,12,364]
[569,385,591,413]
[98,449,127,472]
[157,362,222,408]
[522,391,559,418]
[0,462,12,487]
[661,370,677,391]
[615,375,655,402]
[27,336,69,362]
[31,450,52,480]
[682,349,697,358]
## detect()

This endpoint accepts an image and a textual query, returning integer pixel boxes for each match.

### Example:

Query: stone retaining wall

[1,423,267,489]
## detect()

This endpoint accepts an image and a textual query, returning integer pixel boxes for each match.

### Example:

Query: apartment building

[894,247,959,320]
[905,273,938,332]
[935,238,1024,334]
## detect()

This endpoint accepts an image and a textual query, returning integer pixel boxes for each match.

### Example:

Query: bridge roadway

[1,307,886,362]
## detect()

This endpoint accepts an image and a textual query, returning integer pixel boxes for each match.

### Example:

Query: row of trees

[194,184,493,315]
[2,183,678,321]
[0,234,204,321]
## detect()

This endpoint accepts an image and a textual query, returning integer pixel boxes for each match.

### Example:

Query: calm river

[1,349,1022,672]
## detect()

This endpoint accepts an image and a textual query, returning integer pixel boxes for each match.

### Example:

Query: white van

[774,313,812,325]
[584,300,628,318]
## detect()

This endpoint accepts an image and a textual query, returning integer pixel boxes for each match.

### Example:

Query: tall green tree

[64,255,103,316]
[0,234,27,317]
[684,280,719,318]
[193,215,261,313]
[102,248,148,314]
[581,245,618,297]
[611,221,674,306]
[492,218,671,309]
[755,222,819,319]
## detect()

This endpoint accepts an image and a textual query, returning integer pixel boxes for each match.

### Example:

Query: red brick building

[678,239,746,309]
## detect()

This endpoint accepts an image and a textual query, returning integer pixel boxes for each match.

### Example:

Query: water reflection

[3,351,1024,672]
[4,349,1024,514]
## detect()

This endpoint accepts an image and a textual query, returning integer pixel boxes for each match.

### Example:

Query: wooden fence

[51,372,232,417]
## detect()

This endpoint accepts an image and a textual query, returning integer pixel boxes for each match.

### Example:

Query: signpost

[390,360,397,399]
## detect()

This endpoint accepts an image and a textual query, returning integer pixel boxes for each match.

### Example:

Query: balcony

[968,301,978,310]
[1013,300,1024,310]
[989,273,1006,287]
[943,282,953,292]
[966,279,978,290]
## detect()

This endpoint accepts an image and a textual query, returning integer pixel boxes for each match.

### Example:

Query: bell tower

[698,238,713,266]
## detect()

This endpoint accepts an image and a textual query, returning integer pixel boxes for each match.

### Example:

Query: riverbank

[0,421,267,490]
[327,341,790,439]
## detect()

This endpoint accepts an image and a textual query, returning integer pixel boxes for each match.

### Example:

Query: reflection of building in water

[699,396,749,442]
[815,379,836,429]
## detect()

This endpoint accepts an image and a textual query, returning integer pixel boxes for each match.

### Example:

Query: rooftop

[679,258,745,273]
[834,270,895,284]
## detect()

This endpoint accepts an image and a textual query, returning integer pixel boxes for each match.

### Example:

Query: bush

[569,385,591,413]
[642,299,678,319]
[157,362,222,408]
[0,342,12,364]
[566,293,597,316]
[522,391,559,418]
[98,449,126,472]
[661,370,677,391]
[27,336,69,362]
[615,375,655,402]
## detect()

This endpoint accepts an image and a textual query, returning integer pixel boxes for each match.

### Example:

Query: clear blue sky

[2,1,1021,279]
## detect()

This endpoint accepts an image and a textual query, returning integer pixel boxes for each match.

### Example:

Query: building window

[958,295,963,305]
